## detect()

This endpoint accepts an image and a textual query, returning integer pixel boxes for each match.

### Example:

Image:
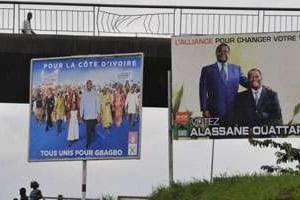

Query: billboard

[29,53,143,161]
[172,32,300,139]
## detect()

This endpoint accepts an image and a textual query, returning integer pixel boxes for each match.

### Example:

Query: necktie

[221,63,227,80]
[254,91,259,106]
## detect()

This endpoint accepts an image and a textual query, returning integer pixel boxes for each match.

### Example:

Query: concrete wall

[0,34,171,107]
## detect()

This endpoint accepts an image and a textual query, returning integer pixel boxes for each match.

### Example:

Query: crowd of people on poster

[31,79,141,145]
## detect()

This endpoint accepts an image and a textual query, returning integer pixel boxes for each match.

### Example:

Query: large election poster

[29,53,143,161]
[172,32,300,139]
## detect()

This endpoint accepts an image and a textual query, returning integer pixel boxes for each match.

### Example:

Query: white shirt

[251,87,263,105]
[217,62,228,80]
[22,20,33,34]
[80,90,100,120]
[125,92,139,114]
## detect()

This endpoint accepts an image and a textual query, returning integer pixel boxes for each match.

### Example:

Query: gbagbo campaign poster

[29,53,143,161]
[172,32,300,139]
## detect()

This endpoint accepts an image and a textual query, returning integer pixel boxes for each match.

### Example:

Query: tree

[249,135,300,174]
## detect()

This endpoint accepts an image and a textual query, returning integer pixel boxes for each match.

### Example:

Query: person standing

[45,88,55,132]
[65,87,80,121]
[125,87,139,128]
[55,91,65,134]
[29,181,43,200]
[67,101,80,146]
[80,80,100,148]
[134,86,142,121]
[101,88,113,130]
[22,12,35,34]
[32,89,44,124]
[19,187,28,200]
[113,86,125,128]
[199,43,248,124]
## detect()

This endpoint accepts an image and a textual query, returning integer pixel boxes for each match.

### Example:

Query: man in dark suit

[199,43,248,124]
[45,88,55,132]
[234,68,282,126]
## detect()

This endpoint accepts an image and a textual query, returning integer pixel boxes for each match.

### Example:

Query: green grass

[149,174,300,200]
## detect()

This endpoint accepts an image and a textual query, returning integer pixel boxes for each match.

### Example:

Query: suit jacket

[234,87,283,126]
[199,63,247,119]
[45,95,55,114]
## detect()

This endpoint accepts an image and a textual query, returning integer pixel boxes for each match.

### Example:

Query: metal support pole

[13,4,15,33]
[168,70,174,186]
[17,4,20,33]
[82,160,87,200]
[210,139,215,183]
[258,10,265,33]
[172,8,176,36]
[179,9,182,36]
[55,10,58,35]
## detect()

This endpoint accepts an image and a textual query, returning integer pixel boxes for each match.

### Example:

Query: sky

[2,0,300,199]
[3,104,299,199]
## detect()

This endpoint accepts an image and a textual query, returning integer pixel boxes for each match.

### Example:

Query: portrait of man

[234,68,283,126]
[199,43,248,124]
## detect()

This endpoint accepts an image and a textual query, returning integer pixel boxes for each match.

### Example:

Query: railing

[43,196,99,200]
[0,2,300,37]
[42,195,149,200]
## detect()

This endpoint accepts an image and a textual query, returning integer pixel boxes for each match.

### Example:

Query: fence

[43,197,99,200]
[0,2,300,37]
[42,195,148,199]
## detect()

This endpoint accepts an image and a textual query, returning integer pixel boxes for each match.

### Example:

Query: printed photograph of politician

[172,32,300,138]
[29,53,143,161]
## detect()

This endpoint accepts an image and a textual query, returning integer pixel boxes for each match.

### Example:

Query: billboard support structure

[82,160,87,200]
[210,140,215,183]
[168,70,174,185]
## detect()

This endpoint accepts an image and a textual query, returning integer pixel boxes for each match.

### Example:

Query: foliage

[288,102,300,125]
[248,136,300,175]
[101,193,115,200]
[149,175,300,200]
[172,84,184,119]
